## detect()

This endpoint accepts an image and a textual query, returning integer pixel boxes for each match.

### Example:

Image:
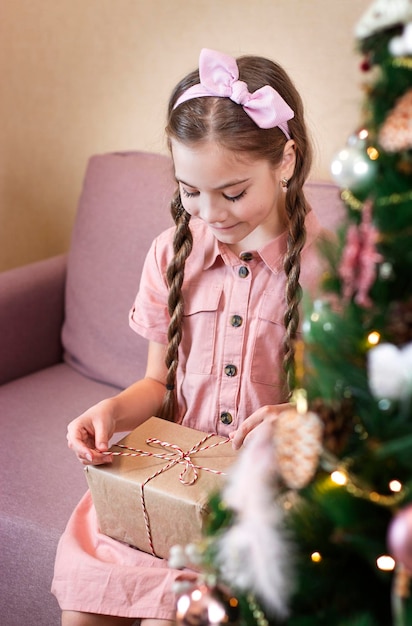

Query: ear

[281,140,296,180]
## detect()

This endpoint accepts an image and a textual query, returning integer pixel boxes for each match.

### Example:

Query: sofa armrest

[0,254,67,385]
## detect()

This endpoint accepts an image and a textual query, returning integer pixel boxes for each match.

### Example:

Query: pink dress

[52,211,327,618]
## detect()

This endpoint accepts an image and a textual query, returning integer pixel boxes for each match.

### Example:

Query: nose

[198,195,228,224]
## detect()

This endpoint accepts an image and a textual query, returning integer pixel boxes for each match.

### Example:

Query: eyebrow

[176,177,251,190]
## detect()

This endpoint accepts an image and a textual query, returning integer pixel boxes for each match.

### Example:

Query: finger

[93,421,110,453]
[230,417,262,450]
[80,450,113,466]
[67,433,95,460]
[229,404,288,450]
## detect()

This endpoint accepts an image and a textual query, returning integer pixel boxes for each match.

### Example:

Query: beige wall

[0,0,371,271]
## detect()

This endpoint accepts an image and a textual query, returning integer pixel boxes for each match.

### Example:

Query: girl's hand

[229,403,290,450]
[66,399,117,466]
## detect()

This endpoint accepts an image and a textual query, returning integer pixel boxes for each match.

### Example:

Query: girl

[52,48,329,626]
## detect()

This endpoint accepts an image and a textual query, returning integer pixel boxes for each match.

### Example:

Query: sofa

[0,150,344,626]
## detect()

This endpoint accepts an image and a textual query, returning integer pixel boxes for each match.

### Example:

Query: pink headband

[173,48,294,138]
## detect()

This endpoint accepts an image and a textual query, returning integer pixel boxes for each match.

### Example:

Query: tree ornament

[367,341,412,400]
[389,21,412,55]
[360,55,372,72]
[330,131,379,194]
[273,389,323,490]
[379,88,412,153]
[388,504,412,573]
[355,0,412,40]
[339,200,383,308]
[176,582,240,626]
[310,397,355,456]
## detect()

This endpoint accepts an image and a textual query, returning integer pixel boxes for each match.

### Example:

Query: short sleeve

[129,230,173,345]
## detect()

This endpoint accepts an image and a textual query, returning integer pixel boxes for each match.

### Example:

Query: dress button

[238,266,249,278]
[239,251,253,262]
[220,412,233,425]
[230,314,243,328]
[224,364,237,377]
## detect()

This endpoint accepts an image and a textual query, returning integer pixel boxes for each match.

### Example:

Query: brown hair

[159,54,313,421]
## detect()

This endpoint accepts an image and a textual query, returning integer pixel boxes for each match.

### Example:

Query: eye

[223,190,247,202]
[181,187,199,199]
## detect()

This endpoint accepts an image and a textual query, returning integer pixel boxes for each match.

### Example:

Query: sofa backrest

[62,151,175,388]
[62,150,345,390]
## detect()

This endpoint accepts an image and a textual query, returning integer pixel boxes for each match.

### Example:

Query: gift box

[85,416,237,559]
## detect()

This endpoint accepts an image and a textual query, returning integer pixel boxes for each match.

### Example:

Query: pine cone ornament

[379,88,412,152]
[310,397,355,456]
[273,400,323,490]
[386,299,412,345]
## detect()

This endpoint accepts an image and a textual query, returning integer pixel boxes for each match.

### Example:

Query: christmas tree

[171,2,412,625]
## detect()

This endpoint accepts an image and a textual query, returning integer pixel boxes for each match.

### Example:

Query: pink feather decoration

[215,422,293,617]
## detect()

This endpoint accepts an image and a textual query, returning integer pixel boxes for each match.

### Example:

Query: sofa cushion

[0,362,121,626]
[304,179,345,231]
[62,151,175,389]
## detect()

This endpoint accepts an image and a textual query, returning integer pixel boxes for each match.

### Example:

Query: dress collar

[201,210,322,274]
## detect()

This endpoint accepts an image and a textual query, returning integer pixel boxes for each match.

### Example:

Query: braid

[158,194,193,421]
[282,182,308,394]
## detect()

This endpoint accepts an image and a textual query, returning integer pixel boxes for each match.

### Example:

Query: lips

[210,222,240,231]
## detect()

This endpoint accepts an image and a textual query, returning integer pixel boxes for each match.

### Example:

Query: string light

[322,451,407,507]
[391,56,412,70]
[367,146,379,160]
[246,594,269,626]
[341,188,412,211]
[191,589,203,601]
[311,551,322,563]
[389,480,403,493]
[376,555,395,571]
[331,470,348,486]
[367,331,381,346]
[341,189,363,210]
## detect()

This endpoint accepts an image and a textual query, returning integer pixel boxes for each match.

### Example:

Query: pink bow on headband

[173,48,294,137]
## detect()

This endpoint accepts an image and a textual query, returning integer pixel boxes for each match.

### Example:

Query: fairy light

[311,551,322,563]
[322,455,407,508]
[342,188,412,211]
[367,146,379,160]
[331,470,348,486]
[293,388,308,415]
[367,331,381,346]
[191,588,203,601]
[176,595,191,614]
[389,480,402,493]
[392,56,412,69]
[247,594,269,626]
[208,602,230,623]
[377,555,395,571]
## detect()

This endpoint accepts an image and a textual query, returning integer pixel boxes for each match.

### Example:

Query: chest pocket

[251,291,286,387]
[181,283,223,374]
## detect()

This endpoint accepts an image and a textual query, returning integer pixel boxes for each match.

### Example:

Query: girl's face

[171,139,295,254]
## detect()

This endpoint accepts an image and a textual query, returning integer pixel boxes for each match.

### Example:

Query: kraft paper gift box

[85,416,237,559]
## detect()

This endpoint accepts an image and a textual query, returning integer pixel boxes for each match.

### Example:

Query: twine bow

[108,434,230,556]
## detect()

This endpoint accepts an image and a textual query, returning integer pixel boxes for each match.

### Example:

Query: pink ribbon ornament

[173,48,294,136]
